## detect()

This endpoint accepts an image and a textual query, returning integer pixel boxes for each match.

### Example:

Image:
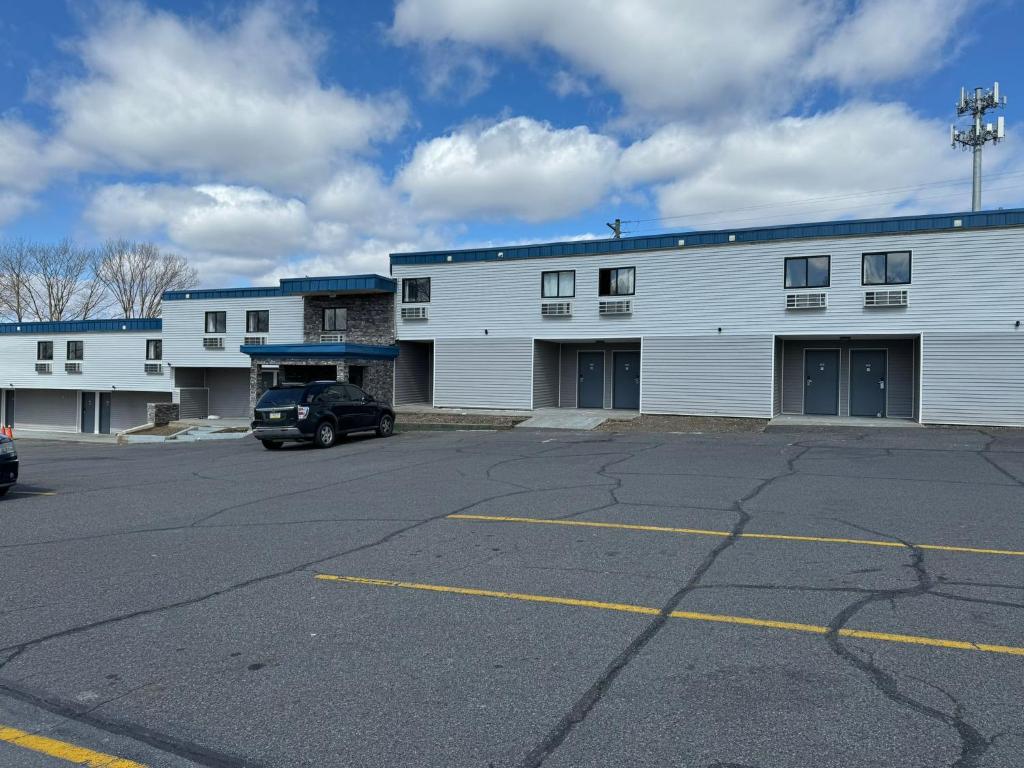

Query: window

[343,384,368,401]
[146,339,162,360]
[784,256,830,288]
[542,270,575,298]
[323,307,348,332]
[37,341,53,360]
[246,310,269,333]
[205,311,226,334]
[402,277,431,303]
[599,267,635,296]
[67,340,83,360]
[863,251,911,285]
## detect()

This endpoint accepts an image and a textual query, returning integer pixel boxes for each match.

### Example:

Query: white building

[390,209,1024,426]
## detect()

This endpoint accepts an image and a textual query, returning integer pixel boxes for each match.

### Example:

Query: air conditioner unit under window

[320,333,345,343]
[203,337,225,349]
[65,362,82,373]
[541,301,572,317]
[401,306,429,320]
[243,336,266,346]
[598,299,632,315]
[786,292,828,309]
[35,362,51,374]
[144,363,163,374]
[864,289,908,307]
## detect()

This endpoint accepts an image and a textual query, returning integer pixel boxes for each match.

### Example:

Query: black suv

[251,381,395,450]
[0,433,18,497]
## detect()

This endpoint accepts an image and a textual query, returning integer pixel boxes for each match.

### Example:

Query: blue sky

[0,0,1021,286]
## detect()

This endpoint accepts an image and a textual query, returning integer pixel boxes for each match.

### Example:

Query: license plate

[269,412,282,420]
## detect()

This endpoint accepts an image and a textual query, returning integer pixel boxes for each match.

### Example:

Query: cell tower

[951,82,1007,211]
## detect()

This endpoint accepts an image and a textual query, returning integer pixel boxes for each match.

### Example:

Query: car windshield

[257,388,306,407]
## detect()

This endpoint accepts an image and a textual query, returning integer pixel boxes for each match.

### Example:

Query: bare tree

[24,239,94,321]
[95,240,198,318]
[0,239,34,321]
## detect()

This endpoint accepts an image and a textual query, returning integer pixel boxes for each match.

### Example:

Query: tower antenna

[952,82,1007,211]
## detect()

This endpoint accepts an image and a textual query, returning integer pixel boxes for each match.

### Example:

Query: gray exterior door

[804,350,839,416]
[99,393,112,434]
[850,350,887,417]
[577,352,604,408]
[612,351,641,409]
[81,392,96,433]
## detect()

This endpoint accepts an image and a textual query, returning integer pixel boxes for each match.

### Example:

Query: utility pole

[606,218,622,238]
[951,82,1007,211]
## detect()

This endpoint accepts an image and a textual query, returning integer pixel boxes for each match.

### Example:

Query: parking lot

[1,425,1023,767]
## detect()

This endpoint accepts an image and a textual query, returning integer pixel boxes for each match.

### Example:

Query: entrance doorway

[81,392,96,432]
[803,349,839,415]
[577,351,604,408]
[850,350,887,417]
[612,351,640,409]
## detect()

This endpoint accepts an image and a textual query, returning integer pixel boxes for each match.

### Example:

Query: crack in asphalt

[822,521,994,767]
[518,443,811,768]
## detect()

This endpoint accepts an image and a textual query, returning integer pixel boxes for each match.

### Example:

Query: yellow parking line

[446,514,1024,557]
[0,724,145,767]
[316,573,1024,657]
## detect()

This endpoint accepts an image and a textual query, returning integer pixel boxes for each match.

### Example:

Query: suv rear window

[256,387,307,407]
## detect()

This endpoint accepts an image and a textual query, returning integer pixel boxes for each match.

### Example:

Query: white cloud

[52,4,406,190]
[391,0,975,118]
[635,103,1017,230]
[86,183,311,258]
[84,172,443,285]
[805,0,974,86]
[396,116,621,221]
[549,70,590,98]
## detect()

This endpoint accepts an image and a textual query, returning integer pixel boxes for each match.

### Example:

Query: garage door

[15,389,79,432]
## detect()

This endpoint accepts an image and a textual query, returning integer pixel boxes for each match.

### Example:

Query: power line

[621,168,1024,227]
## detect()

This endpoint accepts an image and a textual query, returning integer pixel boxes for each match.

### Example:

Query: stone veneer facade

[248,292,396,408]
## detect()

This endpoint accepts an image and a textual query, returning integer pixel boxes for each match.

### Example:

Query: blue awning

[240,342,399,360]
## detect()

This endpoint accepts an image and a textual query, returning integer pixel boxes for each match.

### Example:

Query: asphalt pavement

[1,424,1022,767]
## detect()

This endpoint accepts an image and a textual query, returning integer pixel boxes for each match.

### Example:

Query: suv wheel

[314,421,336,448]
[0,487,9,497]
[261,440,282,450]
[376,413,394,437]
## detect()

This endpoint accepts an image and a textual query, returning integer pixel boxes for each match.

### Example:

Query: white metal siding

[642,336,773,417]
[111,391,171,432]
[532,341,560,408]
[433,338,532,409]
[161,295,304,368]
[0,332,171,393]
[16,389,79,432]
[394,229,1024,340]
[921,333,1024,425]
[206,368,251,418]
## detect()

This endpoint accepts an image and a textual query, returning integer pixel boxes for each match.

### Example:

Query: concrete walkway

[515,408,641,430]
[769,414,921,428]
[11,430,118,443]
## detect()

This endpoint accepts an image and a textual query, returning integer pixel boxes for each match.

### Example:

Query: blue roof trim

[163,273,395,301]
[163,286,284,301]
[389,208,1024,266]
[0,318,162,335]
[240,342,399,360]
[279,274,396,294]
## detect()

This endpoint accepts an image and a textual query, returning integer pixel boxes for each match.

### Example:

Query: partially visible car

[0,434,18,497]
[251,381,395,450]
